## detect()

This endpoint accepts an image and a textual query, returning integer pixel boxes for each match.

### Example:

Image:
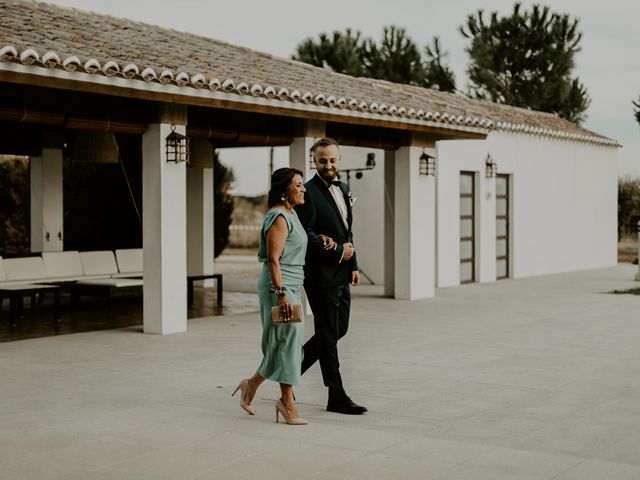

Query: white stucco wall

[350,131,618,289]
[338,146,385,285]
[437,131,618,286]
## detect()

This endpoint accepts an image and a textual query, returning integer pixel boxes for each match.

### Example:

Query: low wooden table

[187,274,223,307]
[0,284,62,327]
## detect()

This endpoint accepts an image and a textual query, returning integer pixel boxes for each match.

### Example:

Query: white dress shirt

[329,183,349,230]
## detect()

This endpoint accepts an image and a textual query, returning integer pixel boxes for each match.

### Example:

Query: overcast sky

[47,0,640,194]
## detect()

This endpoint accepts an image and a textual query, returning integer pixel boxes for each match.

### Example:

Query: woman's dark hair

[267,167,304,207]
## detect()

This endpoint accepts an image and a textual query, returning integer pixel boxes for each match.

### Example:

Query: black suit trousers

[301,284,351,393]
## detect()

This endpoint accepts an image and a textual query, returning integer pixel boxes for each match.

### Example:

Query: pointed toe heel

[275,399,308,425]
[232,379,256,415]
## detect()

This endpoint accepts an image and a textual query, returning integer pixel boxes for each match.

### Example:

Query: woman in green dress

[234,168,333,425]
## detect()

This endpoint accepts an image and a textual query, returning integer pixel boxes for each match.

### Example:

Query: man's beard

[320,169,337,181]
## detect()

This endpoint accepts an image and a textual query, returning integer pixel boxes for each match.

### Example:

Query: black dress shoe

[326,398,368,415]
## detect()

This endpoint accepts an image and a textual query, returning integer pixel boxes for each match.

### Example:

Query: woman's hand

[277,294,293,322]
[318,234,337,251]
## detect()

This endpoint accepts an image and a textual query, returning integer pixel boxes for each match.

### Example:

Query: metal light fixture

[366,152,376,168]
[485,153,497,178]
[419,150,436,176]
[354,152,376,179]
[309,144,315,170]
[341,152,377,185]
[166,124,189,164]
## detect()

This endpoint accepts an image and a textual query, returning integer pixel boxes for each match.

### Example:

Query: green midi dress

[256,208,307,386]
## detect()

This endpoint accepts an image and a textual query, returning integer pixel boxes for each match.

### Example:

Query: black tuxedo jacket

[295,174,358,287]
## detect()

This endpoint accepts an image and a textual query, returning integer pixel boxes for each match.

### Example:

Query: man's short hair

[311,137,340,154]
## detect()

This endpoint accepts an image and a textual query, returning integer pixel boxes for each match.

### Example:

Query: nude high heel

[275,398,308,425]
[232,379,256,415]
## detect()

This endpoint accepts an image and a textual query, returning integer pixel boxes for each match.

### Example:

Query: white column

[394,146,436,299]
[142,123,187,334]
[30,148,64,252]
[289,137,315,180]
[383,150,395,297]
[289,120,324,180]
[187,167,214,285]
[289,123,324,313]
[289,136,314,314]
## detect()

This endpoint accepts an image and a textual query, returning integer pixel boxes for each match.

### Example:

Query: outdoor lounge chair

[0,256,62,326]
[73,251,143,305]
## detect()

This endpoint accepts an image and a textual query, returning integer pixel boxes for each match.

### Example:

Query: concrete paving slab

[0,264,638,479]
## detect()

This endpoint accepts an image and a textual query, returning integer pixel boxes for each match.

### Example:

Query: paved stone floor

[0,263,639,479]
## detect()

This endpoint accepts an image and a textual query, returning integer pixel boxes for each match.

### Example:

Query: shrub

[618,176,640,239]
[0,156,30,255]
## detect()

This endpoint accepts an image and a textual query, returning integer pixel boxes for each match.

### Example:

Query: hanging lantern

[308,144,316,170]
[419,150,436,176]
[485,153,497,178]
[166,124,189,164]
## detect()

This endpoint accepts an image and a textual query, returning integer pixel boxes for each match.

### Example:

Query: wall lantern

[309,144,315,170]
[166,124,189,164]
[419,150,436,176]
[485,153,497,178]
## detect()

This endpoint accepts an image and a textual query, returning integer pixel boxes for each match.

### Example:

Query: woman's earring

[280,195,286,202]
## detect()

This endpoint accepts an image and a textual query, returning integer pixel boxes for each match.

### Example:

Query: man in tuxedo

[295,137,367,415]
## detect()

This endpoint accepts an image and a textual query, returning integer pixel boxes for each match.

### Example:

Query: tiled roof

[0,0,618,146]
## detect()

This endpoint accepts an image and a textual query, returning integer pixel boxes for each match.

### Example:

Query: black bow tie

[330,181,341,187]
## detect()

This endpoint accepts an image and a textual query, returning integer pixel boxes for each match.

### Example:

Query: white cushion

[115,248,143,275]
[3,257,47,281]
[42,251,83,279]
[76,278,143,288]
[79,251,118,277]
[0,256,6,282]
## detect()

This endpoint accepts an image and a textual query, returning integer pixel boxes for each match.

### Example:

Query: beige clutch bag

[271,304,303,324]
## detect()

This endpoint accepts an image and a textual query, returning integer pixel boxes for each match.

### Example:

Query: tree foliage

[618,176,640,239]
[363,26,425,85]
[292,28,365,76]
[293,26,456,92]
[461,3,591,124]
[423,37,457,92]
[0,157,30,254]
[633,96,640,126]
[214,150,234,258]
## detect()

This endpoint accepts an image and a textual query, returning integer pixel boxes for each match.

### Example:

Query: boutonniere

[347,191,356,207]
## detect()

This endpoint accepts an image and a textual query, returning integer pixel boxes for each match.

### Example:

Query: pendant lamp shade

[72,132,119,164]
[188,137,214,168]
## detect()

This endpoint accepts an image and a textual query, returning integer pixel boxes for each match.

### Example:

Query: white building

[0,1,619,335]
[346,119,618,290]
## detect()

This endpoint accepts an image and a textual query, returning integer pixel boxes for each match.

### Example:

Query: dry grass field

[619,235,638,264]
[228,195,639,265]
[228,195,266,249]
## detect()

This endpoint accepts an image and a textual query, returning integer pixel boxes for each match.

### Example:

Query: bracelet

[270,285,287,296]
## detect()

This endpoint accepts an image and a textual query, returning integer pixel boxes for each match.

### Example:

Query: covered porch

[1,1,491,334]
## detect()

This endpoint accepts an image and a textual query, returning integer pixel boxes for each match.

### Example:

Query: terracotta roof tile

[0,0,618,146]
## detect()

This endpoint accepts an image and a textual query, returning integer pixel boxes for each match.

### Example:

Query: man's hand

[318,234,337,251]
[342,242,355,261]
[351,270,361,286]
